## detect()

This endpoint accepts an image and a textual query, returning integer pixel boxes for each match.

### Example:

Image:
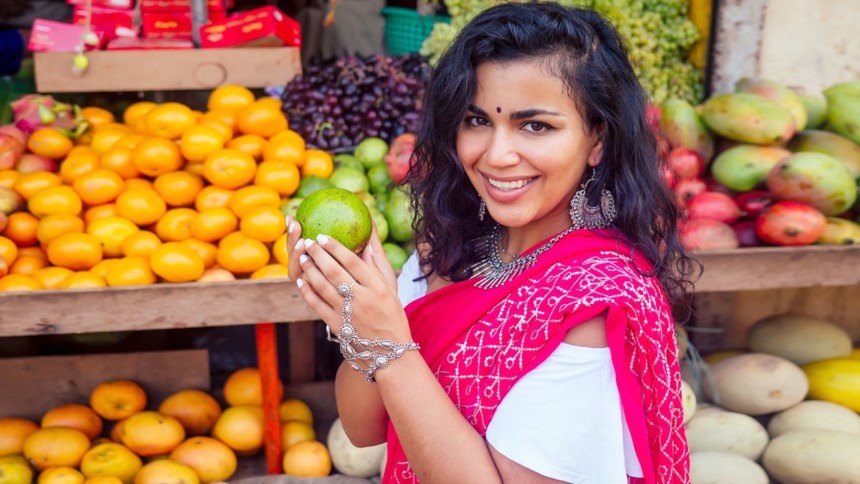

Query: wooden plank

[0,279,316,338]
[693,244,860,292]
[709,0,768,94]
[34,47,301,93]
[0,349,209,420]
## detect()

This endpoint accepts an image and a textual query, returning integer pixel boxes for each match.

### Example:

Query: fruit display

[683,313,860,483]
[654,78,860,251]
[0,86,417,292]
[420,0,704,104]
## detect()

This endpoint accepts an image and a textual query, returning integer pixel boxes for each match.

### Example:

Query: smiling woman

[283,3,698,483]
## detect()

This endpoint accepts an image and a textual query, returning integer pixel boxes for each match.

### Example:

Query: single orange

[240,206,285,243]
[99,147,140,179]
[153,171,203,207]
[0,454,33,484]
[28,186,83,217]
[3,211,39,247]
[74,169,126,206]
[179,124,225,163]
[190,207,237,243]
[199,109,236,132]
[88,259,117,280]
[179,239,217,269]
[13,171,62,200]
[170,436,237,483]
[109,419,126,444]
[9,255,48,276]
[216,232,269,275]
[196,267,236,282]
[83,204,119,225]
[202,149,256,189]
[280,420,315,450]
[183,161,204,177]
[120,411,185,457]
[264,130,305,166]
[235,101,287,138]
[130,137,182,177]
[144,102,196,140]
[120,231,162,258]
[0,257,8,278]
[22,427,91,470]
[37,214,85,246]
[41,404,104,441]
[0,273,43,291]
[194,186,233,211]
[254,160,301,196]
[18,246,46,260]
[279,399,313,425]
[90,129,130,155]
[211,405,264,455]
[256,97,283,111]
[0,235,18,266]
[0,417,39,456]
[154,208,196,242]
[27,128,73,159]
[149,242,204,283]
[227,185,280,218]
[79,442,142,484]
[226,134,267,160]
[47,233,103,270]
[90,380,147,421]
[60,150,101,184]
[32,266,74,289]
[281,440,331,477]
[112,134,145,150]
[86,216,139,258]
[82,107,116,127]
[105,256,156,287]
[59,271,107,289]
[134,459,199,484]
[122,102,157,130]
[208,85,255,113]
[115,189,167,226]
[37,465,85,484]
[223,367,282,407]
[271,233,289,266]
[250,263,290,279]
[197,116,233,143]
[301,149,334,178]
[123,178,153,191]
[84,477,124,484]
[0,169,20,189]
[158,390,222,437]
[92,123,132,136]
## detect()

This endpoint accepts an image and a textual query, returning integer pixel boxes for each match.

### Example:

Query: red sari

[382,229,690,483]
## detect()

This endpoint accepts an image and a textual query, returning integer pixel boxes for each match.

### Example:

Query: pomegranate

[16,154,58,174]
[732,220,761,247]
[734,191,774,219]
[384,133,416,184]
[756,201,826,246]
[680,218,739,251]
[686,192,743,224]
[674,178,707,209]
[667,147,704,179]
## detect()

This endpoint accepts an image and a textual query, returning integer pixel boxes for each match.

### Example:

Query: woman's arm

[333,360,389,446]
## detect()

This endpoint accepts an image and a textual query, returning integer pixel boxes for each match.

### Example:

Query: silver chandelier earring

[478,198,486,222]
[569,170,617,229]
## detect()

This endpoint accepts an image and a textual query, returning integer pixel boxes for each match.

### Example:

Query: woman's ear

[587,136,604,167]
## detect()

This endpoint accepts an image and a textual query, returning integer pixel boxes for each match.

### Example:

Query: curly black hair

[406,2,699,306]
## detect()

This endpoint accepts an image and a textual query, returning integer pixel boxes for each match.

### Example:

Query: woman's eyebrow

[510,108,565,120]
[467,104,489,117]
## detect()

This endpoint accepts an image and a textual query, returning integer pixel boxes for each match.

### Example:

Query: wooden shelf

[34,47,301,93]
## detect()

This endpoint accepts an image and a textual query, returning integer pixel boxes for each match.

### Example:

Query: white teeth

[488,177,532,190]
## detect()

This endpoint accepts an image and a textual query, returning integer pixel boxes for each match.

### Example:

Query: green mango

[711,145,792,192]
[660,98,714,161]
[766,152,857,216]
[799,94,828,129]
[787,130,860,179]
[701,93,796,145]
[823,81,860,145]
[736,77,808,132]
[817,217,860,245]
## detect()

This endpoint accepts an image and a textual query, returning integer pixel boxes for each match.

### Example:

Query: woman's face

[456,59,602,234]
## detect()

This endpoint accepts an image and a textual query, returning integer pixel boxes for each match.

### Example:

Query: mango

[787,130,860,179]
[711,145,791,192]
[800,94,828,129]
[737,77,808,132]
[660,98,714,162]
[824,81,860,145]
[766,152,857,215]
[701,93,795,145]
[818,217,860,245]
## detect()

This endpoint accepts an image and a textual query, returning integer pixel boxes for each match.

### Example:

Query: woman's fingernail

[316,234,330,244]
[288,221,297,233]
[368,243,374,255]
[303,239,315,249]
[294,239,304,251]
[299,254,309,265]
[296,278,304,288]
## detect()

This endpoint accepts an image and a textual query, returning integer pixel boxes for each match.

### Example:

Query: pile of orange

[0,85,338,292]
[0,368,330,482]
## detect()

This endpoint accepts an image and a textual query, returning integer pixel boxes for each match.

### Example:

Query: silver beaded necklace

[471,224,575,290]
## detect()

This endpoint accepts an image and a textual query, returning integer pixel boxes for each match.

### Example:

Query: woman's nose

[484,130,520,167]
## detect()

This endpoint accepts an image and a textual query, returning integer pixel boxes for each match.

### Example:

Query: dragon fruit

[12,95,86,137]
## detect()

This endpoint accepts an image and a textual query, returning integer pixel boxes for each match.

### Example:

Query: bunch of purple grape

[280,53,430,151]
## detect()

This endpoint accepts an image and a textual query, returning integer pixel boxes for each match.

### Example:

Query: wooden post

[255,323,283,474]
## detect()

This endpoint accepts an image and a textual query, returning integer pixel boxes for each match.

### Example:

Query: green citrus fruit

[295,188,372,253]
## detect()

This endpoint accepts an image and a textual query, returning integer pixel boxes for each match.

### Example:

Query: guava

[384,187,415,243]
[368,207,389,243]
[279,197,304,218]
[334,154,365,173]
[382,243,409,271]
[296,175,334,199]
[354,137,389,169]
[355,191,377,210]
[367,163,393,195]
[328,167,370,193]
[295,188,373,253]
[375,191,390,213]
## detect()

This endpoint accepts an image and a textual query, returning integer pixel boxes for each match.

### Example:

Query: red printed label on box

[142,12,194,40]
[106,38,195,50]
[140,0,231,12]
[199,6,301,49]
[73,6,137,40]
[28,19,102,52]
[66,0,134,10]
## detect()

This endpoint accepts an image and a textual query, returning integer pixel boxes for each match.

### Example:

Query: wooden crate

[34,47,301,93]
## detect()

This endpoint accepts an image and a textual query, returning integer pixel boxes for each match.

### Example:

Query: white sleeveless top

[397,251,642,482]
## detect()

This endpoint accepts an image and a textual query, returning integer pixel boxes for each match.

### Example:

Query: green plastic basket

[381,7,450,56]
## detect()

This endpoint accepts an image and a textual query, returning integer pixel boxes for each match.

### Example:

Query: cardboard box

[66,0,134,9]
[200,6,301,49]
[106,38,195,50]
[73,6,137,41]
[28,19,102,52]
[142,10,228,40]
[140,0,233,12]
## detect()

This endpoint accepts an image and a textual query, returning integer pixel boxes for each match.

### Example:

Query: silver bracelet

[327,282,420,383]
